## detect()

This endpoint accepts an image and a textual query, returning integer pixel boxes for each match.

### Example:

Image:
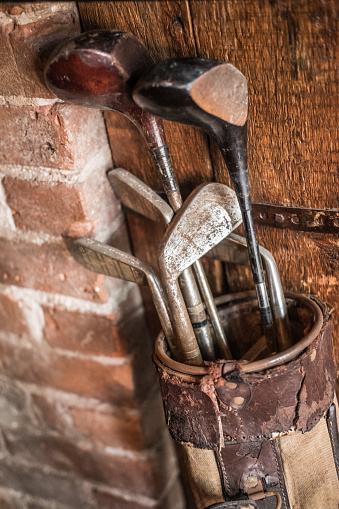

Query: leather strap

[215,440,290,508]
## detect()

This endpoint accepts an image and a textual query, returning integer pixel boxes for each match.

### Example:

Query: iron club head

[108,168,174,227]
[69,237,179,357]
[160,182,242,278]
[158,183,242,361]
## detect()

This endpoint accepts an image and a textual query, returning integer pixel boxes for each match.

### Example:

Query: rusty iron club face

[69,238,182,360]
[206,233,293,352]
[108,168,216,360]
[108,168,174,228]
[159,183,242,363]
[133,58,276,349]
[45,30,220,360]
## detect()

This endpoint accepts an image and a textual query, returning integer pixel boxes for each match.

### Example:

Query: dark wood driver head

[44,29,153,112]
[191,64,247,126]
[133,58,249,185]
[44,29,165,148]
[133,58,247,129]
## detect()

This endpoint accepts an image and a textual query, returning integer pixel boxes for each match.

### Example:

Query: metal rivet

[232,396,245,406]
[224,382,237,390]
[259,212,268,220]
[316,215,326,225]
[291,215,300,224]
[275,214,284,223]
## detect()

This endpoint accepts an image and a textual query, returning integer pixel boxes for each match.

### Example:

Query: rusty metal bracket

[252,203,339,234]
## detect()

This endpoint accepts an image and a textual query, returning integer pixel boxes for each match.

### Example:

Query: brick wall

[0,3,184,508]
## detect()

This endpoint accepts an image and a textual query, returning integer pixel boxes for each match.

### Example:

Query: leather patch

[215,440,290,508]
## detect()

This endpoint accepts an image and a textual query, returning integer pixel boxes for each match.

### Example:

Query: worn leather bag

[154,292,339,509]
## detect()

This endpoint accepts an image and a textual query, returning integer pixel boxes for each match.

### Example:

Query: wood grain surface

[78,1,339,360]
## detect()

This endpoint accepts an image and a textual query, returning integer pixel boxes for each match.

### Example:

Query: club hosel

[146,273,177,354]
[149,144,183,211]
[160,269,203,365]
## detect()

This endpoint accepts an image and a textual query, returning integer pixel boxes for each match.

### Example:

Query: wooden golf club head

[133,58,249,183]
[44,29,164,148]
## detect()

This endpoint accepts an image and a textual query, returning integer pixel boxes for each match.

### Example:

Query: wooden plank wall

[78,1,339,361]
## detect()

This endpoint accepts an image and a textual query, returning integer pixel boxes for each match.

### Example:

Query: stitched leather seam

[272,441,289,509]
[328,413,339,476]
[216,450,231,499]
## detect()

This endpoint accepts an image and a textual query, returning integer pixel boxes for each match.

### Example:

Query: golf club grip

[150,145,182,211]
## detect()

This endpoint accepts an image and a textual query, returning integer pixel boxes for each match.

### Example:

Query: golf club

[159,183,242,362]
[133,58,276,350]
[109,168,217,360]
[206,233,293,351]
[44,29,225,360]
[109,170,292,353]
[68,237,187,360]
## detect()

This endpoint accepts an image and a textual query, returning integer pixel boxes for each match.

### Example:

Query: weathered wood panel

[78,1,339,359]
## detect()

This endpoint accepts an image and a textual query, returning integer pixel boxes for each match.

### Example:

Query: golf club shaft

[152,146,230,358]
[206,233,293,351]
[218,133,276,351]
[193,260,231,359]
[162,278,203,365]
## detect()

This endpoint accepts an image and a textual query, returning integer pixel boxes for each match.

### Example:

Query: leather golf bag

[153,292,339,509]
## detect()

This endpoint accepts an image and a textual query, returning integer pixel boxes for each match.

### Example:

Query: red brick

[70,407,146,451]
[31,393,68,434]
[43,307,127,357]
[0,238,111,302]
[0,104,111,171]
[4,430,169,499]
[0,458,90,507]
[0,340,136,405]
[0,492,20,509]
[0,293,29,335]
[0,4,80,99]
[32,394,147,451]
[3,169,118,237]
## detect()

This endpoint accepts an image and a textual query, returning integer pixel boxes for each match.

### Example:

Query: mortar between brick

[0,96,58,107]
[0,283,135,315]
[0,148,112,183]
[0,3,77,27]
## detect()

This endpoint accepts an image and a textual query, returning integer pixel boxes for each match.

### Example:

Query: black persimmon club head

[133,59,276,350]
